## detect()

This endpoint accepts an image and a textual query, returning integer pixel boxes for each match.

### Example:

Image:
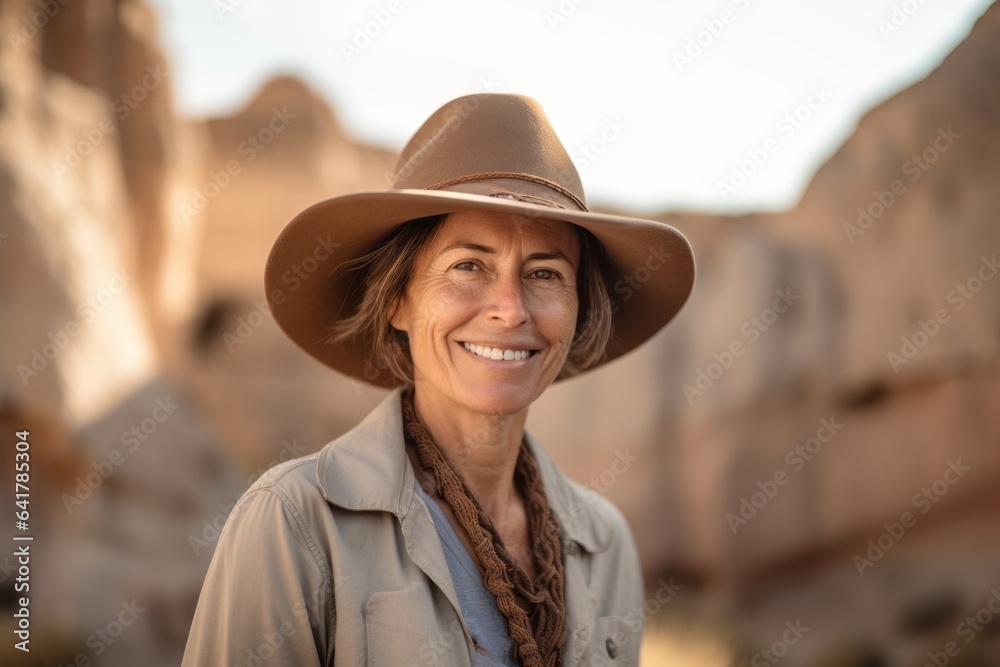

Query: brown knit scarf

[400,388,567,667]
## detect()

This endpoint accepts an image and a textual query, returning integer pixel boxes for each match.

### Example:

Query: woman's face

[390,209,580,417]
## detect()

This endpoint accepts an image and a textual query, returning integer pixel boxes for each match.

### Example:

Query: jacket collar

[316,386,612,554]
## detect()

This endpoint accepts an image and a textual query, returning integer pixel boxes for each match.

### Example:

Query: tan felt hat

[264,93,695,388]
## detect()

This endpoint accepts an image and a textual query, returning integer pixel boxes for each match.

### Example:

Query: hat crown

[391,93,587,210]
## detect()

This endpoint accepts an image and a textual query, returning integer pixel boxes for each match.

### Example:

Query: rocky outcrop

[0,3,243,666]
[620,2,1000,581]
[0,0,158,426]
[33,0,185,349]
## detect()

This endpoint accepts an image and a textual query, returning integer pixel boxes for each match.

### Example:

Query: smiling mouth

[460,341,539,361]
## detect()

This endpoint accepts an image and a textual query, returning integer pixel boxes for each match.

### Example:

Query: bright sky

[146,0,992,214]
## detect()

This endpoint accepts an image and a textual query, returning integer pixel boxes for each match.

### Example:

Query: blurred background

[1,0,998,665]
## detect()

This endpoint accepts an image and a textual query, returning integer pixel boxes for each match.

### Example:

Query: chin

[456,382,541,417]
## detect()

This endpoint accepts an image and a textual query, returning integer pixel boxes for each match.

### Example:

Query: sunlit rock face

[33,0,190,349]
[0,0,158,426]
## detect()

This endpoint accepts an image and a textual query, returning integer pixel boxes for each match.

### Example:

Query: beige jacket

[182,387,645,666]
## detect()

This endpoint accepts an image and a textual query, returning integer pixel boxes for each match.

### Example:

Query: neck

[408,385,528,518]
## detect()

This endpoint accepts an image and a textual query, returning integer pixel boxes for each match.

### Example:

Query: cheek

[531,289,579,341]
[409,280,481,339]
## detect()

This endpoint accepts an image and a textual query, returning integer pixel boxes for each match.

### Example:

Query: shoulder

[241,453,323,509]
[218,454,322,529]
[185,454,336,666]
[218,453,334,567]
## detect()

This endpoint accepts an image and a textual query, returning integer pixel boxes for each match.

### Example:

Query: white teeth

[462,341,533,361]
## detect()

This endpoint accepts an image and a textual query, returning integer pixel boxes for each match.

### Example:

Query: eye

[453,261,479,271]
[529,268,561,281]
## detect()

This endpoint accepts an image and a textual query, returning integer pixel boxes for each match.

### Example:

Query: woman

[182,93,694,666]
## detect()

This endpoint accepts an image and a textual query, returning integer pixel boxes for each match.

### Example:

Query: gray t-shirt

[414,481,518,665]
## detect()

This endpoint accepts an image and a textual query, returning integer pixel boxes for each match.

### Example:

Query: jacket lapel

[523,429,612,666]
[315,388,475,658]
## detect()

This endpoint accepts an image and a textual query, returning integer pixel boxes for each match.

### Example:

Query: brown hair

[325,213,613,385]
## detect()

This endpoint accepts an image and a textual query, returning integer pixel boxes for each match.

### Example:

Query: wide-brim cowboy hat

[264,93,695,388]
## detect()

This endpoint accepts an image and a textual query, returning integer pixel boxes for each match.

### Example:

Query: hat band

[425,172,589,212]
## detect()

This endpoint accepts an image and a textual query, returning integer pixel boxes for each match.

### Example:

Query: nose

[485,270,530,327]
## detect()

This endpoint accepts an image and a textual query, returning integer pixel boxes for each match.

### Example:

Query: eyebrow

[440,242,576,265]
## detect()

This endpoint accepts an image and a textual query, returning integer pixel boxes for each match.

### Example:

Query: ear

[388,294,409,332]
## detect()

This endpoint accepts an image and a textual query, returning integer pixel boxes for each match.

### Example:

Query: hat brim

[264,189,695,388]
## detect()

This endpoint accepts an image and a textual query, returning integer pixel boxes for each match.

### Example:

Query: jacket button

[566,542,578,556]
[606,637,617,658]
